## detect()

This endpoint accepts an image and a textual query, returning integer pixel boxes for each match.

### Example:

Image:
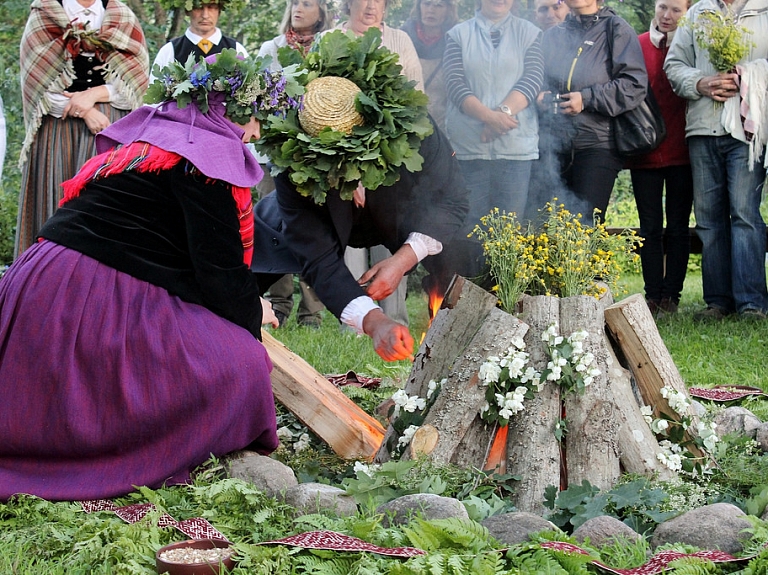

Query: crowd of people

[2,0,768,501]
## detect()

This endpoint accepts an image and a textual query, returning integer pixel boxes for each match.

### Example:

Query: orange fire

[419,287,445,344]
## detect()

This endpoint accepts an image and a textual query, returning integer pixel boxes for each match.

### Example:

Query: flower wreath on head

[254,27,433,205]
[144,48,305,124]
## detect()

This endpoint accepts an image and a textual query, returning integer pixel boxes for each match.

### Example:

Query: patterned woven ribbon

[80,500,229,541]
[540,541,748,575]
[689,385,767,402]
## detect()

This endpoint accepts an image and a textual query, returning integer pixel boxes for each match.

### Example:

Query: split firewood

[604,294,703,458]
[262,331,385,461]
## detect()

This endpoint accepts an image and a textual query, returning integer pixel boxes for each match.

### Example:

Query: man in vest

[150,0,247,79]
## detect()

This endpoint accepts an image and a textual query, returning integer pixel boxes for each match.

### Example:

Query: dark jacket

[251,123,484,318]
[541,7,647,150]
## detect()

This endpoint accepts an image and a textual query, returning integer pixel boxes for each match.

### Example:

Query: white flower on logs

[397,425,420,449]
[391,389,426,418]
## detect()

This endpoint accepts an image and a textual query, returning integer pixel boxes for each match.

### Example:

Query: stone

[572,515,642,548]
[283,483,358,517]
[226,451,297,498]
[481,512,557,546]
[377,493,468,527]
[650,503,751,554]
[713,407,762,439]
[755,422,768,453]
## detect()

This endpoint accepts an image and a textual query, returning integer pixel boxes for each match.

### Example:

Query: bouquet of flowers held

[145,49,304,125]
[688,9,754,73]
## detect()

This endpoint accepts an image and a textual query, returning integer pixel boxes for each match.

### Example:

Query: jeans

[630,165,694,303]
[458,159,532,234]
[688,135,768,313]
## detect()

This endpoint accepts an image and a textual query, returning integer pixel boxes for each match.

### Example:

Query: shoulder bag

[606,18,667,156]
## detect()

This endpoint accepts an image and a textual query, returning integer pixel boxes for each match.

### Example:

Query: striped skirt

[14,104,128,258]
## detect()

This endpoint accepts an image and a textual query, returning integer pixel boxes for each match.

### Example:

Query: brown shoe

[659,298,679,314]
[646,299,661,315]
[693,306,731,321]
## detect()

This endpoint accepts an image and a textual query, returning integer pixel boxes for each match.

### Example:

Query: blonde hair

[279,0,334,34]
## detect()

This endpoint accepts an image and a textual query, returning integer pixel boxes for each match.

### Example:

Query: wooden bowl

[155,539,236,575]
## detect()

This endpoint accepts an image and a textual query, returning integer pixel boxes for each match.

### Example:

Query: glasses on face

[422,1,447,8]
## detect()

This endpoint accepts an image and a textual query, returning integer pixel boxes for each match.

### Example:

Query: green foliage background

[0,0,656,266]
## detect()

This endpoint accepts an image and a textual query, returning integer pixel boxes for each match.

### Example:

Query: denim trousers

[630,165,694,303]
[458,159,532,234]
[688,135,768,313]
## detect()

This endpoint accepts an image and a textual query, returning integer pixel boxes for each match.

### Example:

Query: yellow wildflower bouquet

[471,202,640,312]
[688,9,754,73]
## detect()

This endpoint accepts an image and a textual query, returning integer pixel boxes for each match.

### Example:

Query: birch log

[604,293,703,458]
[505,295,562,513]
[560,296,621,490]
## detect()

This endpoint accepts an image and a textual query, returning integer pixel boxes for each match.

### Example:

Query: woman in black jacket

[536,0,646,222]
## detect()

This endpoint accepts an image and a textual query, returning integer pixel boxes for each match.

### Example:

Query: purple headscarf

[96,91,263,188]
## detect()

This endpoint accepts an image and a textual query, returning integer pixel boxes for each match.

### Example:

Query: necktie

[197,39,213,54]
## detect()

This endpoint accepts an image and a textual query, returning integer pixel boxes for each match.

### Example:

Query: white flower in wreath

[294,433,311,452]
[427,378,445,399]
[353,461,380,478]
[505,352,529,379]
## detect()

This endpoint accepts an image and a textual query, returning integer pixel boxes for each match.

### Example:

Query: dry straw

[298,76,365,137]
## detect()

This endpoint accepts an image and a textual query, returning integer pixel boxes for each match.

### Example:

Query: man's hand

[362,308,414,361]
[358,244,418,301]
[696,72,740,102]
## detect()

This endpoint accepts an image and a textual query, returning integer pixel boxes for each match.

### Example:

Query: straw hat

[298,76,365,137]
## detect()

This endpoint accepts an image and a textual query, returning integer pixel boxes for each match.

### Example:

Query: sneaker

[693,306,731,321]
[740,308,767,320]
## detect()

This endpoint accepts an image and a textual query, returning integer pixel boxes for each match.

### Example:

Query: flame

[419,287,445,344]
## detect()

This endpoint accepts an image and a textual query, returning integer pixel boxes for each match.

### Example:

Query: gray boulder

[572,515,642,548]
[283,482,358,517]
[755,422,768,453]
[713,407,762,439]
[650,503,751,554]
[481,512,557,546]
[226,451,297,497]
[377,493,468,527]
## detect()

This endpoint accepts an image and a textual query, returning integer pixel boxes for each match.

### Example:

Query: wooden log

[602,334,678,481]
[374,275,498,462]
[506,295,562,513]
[604,293,703,458]
[262,331,386,461]
[413,308,529,465]
[560,296,621,490]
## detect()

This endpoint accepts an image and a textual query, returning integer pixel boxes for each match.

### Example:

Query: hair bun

[298,76,365,136]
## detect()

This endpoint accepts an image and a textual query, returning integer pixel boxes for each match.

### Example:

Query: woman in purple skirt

[0,50,290,502]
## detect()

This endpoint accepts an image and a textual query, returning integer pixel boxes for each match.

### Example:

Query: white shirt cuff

[405,232,443,262]
[340,295,381,335]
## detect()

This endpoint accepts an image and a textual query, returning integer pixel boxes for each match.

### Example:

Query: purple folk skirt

[0,241,279,501]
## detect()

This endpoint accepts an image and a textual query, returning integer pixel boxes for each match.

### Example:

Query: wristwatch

[498,105,513,116]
